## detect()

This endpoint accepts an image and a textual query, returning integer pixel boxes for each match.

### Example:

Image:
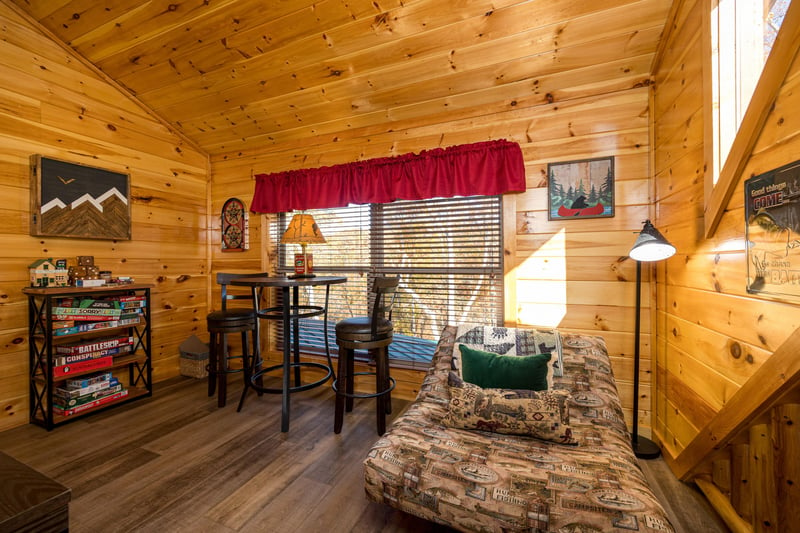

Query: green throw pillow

[459,344,552,391]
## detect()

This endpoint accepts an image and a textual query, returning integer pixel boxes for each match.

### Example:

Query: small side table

[0,452,70,532]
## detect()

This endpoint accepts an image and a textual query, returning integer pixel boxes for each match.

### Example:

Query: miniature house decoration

[29,258,69,287]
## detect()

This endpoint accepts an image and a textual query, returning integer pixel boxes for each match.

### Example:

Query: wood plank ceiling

[9,0,672,157]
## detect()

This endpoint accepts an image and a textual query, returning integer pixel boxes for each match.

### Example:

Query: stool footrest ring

[250,361,333,394]
[332,371,396,399]
[207,364,244,374]
[257,305,325,321]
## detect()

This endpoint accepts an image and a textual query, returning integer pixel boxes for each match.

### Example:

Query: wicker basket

[179,335,209,378]
[180,357,208,379]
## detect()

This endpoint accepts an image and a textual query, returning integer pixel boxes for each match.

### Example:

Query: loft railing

[666,326,800,532]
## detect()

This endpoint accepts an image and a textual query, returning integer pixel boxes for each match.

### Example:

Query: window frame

[703,0,799,237]
[272,195,507,368]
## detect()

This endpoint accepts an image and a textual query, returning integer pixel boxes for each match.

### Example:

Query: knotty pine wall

[652,0,800,458]
[0,3,209,431]
[211,54,657,428]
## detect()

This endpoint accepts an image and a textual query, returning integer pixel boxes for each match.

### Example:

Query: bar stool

[206,272,266,408]
[333,276,399,435]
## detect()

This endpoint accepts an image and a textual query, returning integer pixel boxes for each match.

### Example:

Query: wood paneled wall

[211,11,666,429]
[0,0,672,434]
[652,0,800,457]
[0,4,209,432]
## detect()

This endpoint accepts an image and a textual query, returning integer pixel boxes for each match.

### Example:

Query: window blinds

[272,196,504,369]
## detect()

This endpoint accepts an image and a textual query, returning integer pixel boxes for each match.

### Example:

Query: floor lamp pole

[633,260,661,459]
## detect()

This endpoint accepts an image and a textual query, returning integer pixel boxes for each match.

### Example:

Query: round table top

[229,275,347,288]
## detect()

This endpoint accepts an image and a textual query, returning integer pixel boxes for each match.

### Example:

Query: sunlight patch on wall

[713,238,747,253]
[517,228,567,328]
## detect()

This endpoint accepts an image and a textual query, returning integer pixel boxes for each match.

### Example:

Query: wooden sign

[745,159,800,299]
[221,197,249,252]
[30,155,131,240]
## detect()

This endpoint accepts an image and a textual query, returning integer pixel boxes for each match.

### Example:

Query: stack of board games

[52,372,129,417]
[49,334,135,377]
[49,295,145,336]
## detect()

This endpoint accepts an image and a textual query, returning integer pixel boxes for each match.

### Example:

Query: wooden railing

[664,327,800,532]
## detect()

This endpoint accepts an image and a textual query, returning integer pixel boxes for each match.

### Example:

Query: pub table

[230,275,347,432]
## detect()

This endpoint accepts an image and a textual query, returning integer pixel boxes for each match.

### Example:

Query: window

[272,196,504,369]
[708,0,790,183]
[703,0,794,236]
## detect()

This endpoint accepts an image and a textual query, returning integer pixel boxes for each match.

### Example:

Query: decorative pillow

[453,323,564,377]
[459,344,552,391]
[518,327,564,377]
[444,372,578,445]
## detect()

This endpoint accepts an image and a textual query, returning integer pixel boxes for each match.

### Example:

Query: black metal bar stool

[206,272,266,408]
[333,276,399,435]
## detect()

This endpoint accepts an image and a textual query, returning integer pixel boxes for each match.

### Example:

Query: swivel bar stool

[333,276,399,435]
[206,272,266,408]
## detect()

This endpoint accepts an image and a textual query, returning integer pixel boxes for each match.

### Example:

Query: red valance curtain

[250,139,526,213]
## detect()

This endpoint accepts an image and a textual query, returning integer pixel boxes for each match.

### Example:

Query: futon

[364,324,675,532]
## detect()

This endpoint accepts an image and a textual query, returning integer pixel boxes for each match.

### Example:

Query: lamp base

[293,252,314,276]
[633,435,661,459]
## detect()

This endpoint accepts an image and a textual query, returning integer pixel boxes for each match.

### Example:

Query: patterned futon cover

[364,325,675,533]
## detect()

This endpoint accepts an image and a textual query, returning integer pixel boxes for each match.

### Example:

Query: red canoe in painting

[557,202,605,217]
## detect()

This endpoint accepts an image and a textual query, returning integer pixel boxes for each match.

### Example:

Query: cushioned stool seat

[333,276,399,436]
[335,316,393,339]
[207,308,256,327]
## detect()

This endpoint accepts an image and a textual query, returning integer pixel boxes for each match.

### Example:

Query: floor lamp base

[633,435,661,459]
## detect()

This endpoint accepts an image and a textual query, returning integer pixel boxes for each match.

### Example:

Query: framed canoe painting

[547,157,614,220]
[30,155,131,240]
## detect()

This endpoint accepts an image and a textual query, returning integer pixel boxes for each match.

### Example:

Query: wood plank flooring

[0,376,727,532]
[638,457,729,533]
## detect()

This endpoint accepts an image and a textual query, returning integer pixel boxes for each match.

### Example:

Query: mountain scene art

[32,156,131,240]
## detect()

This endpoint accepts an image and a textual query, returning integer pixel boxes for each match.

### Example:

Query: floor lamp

[629,220,675,459]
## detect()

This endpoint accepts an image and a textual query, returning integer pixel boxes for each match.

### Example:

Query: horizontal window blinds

[272,196,503,369]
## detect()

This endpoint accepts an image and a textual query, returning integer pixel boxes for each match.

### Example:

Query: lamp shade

[281,213,326,245]
[629,220,675,262]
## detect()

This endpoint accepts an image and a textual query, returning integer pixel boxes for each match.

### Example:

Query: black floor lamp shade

[629,220,675,459]
[630,220,676,262]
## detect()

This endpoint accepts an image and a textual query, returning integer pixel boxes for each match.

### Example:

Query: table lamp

[629,219,675,459]
[281,212,326,278]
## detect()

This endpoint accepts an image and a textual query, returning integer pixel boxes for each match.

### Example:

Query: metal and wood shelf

[23,284,154,430]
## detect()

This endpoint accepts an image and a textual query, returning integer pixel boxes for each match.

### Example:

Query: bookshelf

[23,284,153,430]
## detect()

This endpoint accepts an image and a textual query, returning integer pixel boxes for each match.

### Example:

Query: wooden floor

[638,456,729,533]
[0,375,728,532]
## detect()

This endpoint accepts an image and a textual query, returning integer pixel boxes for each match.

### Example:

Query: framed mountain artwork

[547,157,614,220]
[30,155,131,240]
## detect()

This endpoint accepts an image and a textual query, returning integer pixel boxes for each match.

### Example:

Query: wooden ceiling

[9,0,672,157]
